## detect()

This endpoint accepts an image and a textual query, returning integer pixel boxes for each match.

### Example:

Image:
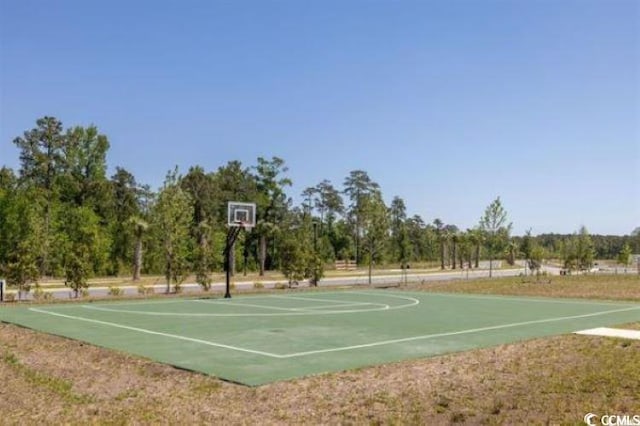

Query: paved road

[11,267,527,300]
[7,263,637,301]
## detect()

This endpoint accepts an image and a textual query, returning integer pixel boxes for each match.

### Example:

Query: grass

[1,349,93,405]
[411,273,640,301]
[0,274,638,423]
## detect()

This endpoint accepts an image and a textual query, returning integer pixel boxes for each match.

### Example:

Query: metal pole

[224,252,231,298]
[0,279,4,302]
[224,227,242,299]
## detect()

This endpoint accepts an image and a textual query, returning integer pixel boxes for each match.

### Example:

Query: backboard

[227,202,256,228]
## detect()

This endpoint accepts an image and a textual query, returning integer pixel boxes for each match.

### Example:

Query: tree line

[1,117,638,296]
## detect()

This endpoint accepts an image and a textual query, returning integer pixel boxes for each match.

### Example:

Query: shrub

[33,286,46,300]
[253,282,264,289]
[32,287,54,301]
[137,284,154,295]
[108,286,123,296]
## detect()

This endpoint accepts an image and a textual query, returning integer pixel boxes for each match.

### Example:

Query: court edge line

[77,293,419,317]
[268,295,379,305]
[277,305,640,358]
[80,304,394,316]
[27,308,282,358]
[27,305,640,360]
[363,289,638,307]
[193,299,389,312]
[192,299,308,312]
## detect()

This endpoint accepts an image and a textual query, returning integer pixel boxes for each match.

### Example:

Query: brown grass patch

[410,274,640,301]
[1,274,639,423]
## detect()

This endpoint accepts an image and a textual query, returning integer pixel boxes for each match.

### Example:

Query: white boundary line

[195,297,389,311]
[28,304,640,359]
[277,305,640,358]
[299,302,389,311]
[28,308,282,358]
[78,293,418,317]
[192,299,304,312]
[268,295,376,305]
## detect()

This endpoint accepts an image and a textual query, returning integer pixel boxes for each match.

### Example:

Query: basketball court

[1,289,639,386]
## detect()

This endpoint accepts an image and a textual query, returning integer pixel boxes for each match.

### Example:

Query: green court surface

[2,290,640,386]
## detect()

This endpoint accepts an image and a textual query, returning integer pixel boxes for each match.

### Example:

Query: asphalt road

[6,262,636,301]
[10,266,526,300]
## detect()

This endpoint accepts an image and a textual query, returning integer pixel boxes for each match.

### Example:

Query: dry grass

[411,273,640,301]
[1,274,639,424]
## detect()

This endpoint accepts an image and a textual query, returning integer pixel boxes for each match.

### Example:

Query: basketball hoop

[234,220,253,230]
[228,202,256,228]
[224,202,256,298]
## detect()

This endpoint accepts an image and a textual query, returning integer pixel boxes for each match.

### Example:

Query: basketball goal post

[224,202,256,298]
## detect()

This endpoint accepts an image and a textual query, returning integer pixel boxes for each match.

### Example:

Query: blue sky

[1,0,638,235]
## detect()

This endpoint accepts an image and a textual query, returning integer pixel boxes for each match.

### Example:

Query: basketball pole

[224,225,243,299]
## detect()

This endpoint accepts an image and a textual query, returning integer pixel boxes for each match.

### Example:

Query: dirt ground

[1,275,639,424]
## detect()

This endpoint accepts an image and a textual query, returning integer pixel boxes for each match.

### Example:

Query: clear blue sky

[1,0,638,235]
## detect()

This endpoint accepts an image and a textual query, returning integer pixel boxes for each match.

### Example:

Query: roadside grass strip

[1,290,640,386]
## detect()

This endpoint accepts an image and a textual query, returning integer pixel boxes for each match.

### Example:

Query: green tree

[60,206,110,297]
[343,170,380,265]
[129,216,149,281]
[59,125,110,210]
[361,193,389,284]
[520,229,534,275]
[13,117,66,275]
[389,196,412,266]
[560,227,595,272]
[479,197,512,278]
[505,239,519,266]
[309,180,344,233]
[181,166,217,289]
[109,167,143,275]
[456,231,473,269]
[0,189,43,299]
[253,157,291,275]
[212,161,258,275]
[529,245,545,275]
[278,210,310,286]
[433,219,448,270]
[617,243,632,268]
[445,225,459,269]
[467,228,483,268]
[153,169,193,292]
[575,226,595,271]
[0,167,16,192]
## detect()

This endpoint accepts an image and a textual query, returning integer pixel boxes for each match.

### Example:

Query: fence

[335,260,357,271]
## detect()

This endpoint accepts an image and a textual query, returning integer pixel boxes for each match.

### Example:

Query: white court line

[28,308,282,358]
[276,305,640,358]
[29,304,640,359]
[191,299,302,312]
[193,298,388,311]
[268,295,377,305]
[74,292,418,316]
[298,302,390,310]
[80,304,393,317]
